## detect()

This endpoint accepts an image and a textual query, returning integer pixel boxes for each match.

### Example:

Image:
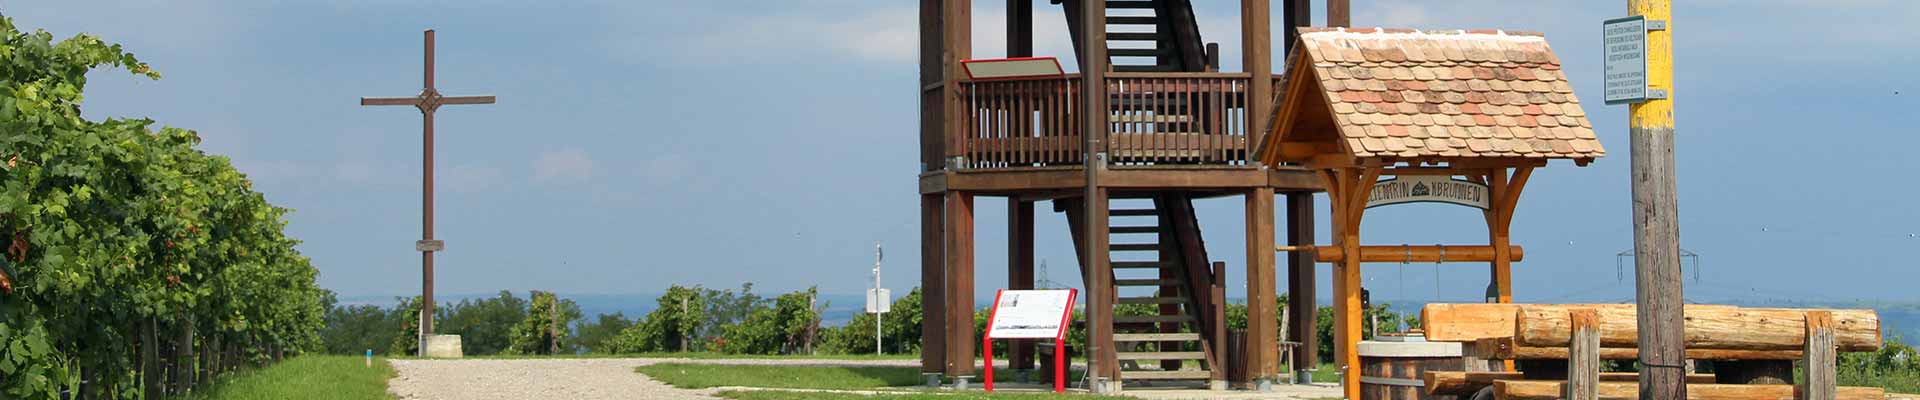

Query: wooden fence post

[1803,311,1836,400]
[1567,309,1600,400]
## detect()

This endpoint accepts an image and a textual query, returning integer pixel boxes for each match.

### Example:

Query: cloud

[532,148,595,184]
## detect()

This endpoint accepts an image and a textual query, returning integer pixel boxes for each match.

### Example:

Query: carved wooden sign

[1366,175,1491,210]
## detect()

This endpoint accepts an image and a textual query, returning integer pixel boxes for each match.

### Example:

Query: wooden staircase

[1058,0,1213,73]
[1061,193,1225,385]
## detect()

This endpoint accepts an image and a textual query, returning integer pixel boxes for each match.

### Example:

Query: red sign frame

[981,288,1077,393]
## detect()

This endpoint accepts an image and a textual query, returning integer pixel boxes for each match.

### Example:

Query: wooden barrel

[1358,340,1479,400]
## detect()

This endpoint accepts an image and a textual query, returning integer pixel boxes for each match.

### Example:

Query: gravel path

[387,357,1339,399]
[388,358,712,400]
[387,358,921,400]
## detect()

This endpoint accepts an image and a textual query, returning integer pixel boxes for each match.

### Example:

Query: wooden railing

[955,73,1251,169]
[956,76,1084,168]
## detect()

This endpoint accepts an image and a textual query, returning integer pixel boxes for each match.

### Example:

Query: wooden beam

[1008,198,1036,370]
[943,0,973,160]
[920,193,947,374]
[1515,306,1881,351]
[1006,0,1031,58]
[1284,192,1317,373]
[1281,244,1527,263]
[1567,309,1600,400]
[1804,311,1838,400]
[1470,336,1804,361]
[1492,381,1884,400]
[1079,0,1109,385]
[1245,187,1279,382]
[1422,303,1735,343]
[943,191,976,377]
[925,166,1322,193]
[1243,0,1273,150]
[1280,0,1310,59]
[919,0,946,171]
[1326,0,1349,27]
[1425,371,1714,396]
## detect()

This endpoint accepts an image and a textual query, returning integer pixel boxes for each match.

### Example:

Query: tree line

[0,19,328,399]
[318,283,1419,365]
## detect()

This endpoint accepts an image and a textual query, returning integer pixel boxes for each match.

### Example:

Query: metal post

[875,243,885,355]
[358,29,496,357]
[1627,1,1682,399]
[419,29,436,357]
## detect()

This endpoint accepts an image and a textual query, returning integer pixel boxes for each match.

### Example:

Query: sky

[4,1,1917,306]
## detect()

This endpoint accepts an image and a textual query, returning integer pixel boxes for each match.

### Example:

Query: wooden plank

[1567,309,1600,400]
[1425,371,1714,396]
[1116,351,1208,360]
[924,165,1320,193]
[1491,380,1884,400]
[1515,306,1880,351]
[1114,333,1201,342]
[1805,311,1837,400]
[1470,336,1803,361]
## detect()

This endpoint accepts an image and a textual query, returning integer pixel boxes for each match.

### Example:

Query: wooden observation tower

[917,0,1333,390]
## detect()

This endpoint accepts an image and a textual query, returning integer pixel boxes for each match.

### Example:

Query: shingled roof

[1262,27,1604,165]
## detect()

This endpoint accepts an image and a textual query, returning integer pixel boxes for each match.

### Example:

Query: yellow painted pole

[1627,0,1683,399]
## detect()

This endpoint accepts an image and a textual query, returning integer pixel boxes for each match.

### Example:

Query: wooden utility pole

[360,29,496,355]
[1079,0,1110,392]
[1626,0,1682,398]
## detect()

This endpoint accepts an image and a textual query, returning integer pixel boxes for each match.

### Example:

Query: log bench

[1417,303,1885,400]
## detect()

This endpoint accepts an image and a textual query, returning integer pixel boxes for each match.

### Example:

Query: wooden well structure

[916,0,1347,390]
[1256,27,1604,398]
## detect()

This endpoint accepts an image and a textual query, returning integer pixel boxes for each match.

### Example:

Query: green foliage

[386,296,424,356]
[433,291,528,356]
[607,284,706,353]
[570,312,635,354]
[716,287,821,355]
[0,17,325,398]
[817,287,923,355]
[320,298,407,356]
[1314,303,1407,363]
[506,291,581,355]
[1837,335,1920,393]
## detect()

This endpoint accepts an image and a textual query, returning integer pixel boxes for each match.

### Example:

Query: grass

[182,355,394,400]
[714,390,1130,400]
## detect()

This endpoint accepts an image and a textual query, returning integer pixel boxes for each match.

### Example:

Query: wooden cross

[359,29,495,356]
